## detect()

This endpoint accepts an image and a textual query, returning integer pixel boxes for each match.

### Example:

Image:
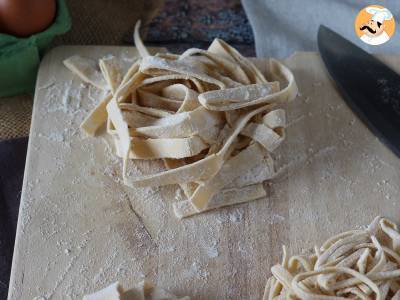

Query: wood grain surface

[8,46,400,300]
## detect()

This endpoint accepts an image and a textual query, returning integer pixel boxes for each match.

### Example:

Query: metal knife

[318,25,400,158]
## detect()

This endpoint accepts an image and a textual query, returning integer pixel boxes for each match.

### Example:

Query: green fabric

[0,0,71,97]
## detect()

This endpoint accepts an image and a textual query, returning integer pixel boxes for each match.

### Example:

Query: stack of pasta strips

[64,22,298,218]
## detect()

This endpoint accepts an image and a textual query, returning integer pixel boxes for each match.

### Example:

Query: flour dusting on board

[229,209,243,223]
[203,240,219,258]
[42,80,85,116]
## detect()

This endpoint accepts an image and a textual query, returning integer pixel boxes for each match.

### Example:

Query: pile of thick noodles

[64,21,298,218]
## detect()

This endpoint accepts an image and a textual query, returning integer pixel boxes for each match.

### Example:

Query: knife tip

[318,25,330,36]
[317,25,336,51]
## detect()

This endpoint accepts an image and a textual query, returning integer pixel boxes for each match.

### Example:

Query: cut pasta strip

[124,151,222,188]
[163,158,199,198]
[140,56,226,90]
[198,83,280,111]
[139,74,204,93]
[99,56,122,94]
[80,93,112,136]
[173,183,266,218]
[134,20,150,58]
[64,55,108,90]
[208,38,268,84]
[121,110,158,128]
[241,123,284,152]
[114,136,208,160]
[161,84,201,112]
[226,154,274,188]
[106,98,131,166]
[137,89,182,111]
[198,59,297,111]
[189,142,268,211]
[83,280,189,300]
[114,69,147,103]
[120,103,172,119]
[263,109,286,129]
[132,107,223,143]
[179,48,252,85]
[83,282,123,300]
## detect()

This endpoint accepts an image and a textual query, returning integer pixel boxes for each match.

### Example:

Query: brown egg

[0,0,56,37]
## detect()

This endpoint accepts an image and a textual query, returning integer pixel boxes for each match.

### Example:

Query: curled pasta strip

[264,217,400,300]
[83,279,189,300]
[64,21,298,218]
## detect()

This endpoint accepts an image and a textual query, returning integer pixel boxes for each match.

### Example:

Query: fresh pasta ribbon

[264,217,400,300]
[83,280,189,300]
[64,21,298,218]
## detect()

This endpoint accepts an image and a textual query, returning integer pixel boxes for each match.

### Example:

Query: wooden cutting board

[8,46,400,300]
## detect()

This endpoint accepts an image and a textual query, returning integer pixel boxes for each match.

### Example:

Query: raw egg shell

[0,0,56,37]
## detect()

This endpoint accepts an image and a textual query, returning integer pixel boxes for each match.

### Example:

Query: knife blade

[318,25,400,158]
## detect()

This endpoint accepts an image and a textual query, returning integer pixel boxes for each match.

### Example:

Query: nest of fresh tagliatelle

[63,21,298,219]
